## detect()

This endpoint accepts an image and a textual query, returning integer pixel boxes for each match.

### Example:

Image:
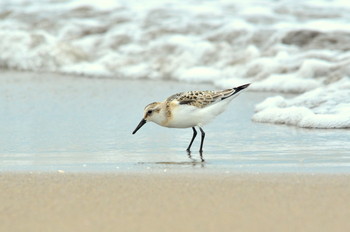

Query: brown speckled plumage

[166,89,234,108]
[165,101,172,118]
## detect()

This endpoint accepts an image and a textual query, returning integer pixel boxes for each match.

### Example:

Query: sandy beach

[1,173,349,232]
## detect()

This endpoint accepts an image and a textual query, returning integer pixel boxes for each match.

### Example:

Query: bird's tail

[234,83,250,92]
[221,83,250,100]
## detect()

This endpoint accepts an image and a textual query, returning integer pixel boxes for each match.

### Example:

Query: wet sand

[1,173,350,232]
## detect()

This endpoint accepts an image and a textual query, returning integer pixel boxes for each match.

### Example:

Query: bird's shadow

[138,151,206,168]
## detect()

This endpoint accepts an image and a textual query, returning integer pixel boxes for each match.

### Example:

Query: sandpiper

[132,83,250,161]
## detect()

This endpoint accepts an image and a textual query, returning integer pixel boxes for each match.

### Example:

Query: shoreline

[0,70,349,173]
[1,172,350,232]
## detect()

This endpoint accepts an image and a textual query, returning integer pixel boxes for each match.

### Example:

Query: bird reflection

[140,151,205,168]
[187,150,205,163]
[138,151,206,168]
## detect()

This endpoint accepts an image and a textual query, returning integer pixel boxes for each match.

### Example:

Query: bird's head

[132,102,164,134]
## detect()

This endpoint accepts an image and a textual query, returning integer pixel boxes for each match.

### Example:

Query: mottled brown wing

[166,92,184,102]
[167,89,234,108]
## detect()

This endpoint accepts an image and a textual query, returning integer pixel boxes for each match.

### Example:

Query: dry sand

[1,173,350,232]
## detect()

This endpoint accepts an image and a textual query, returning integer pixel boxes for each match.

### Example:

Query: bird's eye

[147,110,152,115]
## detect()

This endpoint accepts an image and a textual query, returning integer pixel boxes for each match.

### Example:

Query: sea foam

[0,0,349,128]
[253,79,350,128]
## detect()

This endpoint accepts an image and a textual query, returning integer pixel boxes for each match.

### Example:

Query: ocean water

[0,72,349,173]
[0,0,349,128]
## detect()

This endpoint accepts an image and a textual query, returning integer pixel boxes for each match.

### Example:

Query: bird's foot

[199,150,205,162]
[186,150,196,161]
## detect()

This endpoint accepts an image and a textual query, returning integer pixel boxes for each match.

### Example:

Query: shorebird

[132,83,250,161]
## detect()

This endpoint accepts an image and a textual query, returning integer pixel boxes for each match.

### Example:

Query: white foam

[253,78,350,128]
[1,0,350,129]
[178,67,221,83]
[251,74,322,93]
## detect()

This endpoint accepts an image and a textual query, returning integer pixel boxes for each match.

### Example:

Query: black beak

[132,119,146,134]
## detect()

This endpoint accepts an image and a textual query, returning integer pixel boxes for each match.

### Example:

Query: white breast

[165,98,233,128]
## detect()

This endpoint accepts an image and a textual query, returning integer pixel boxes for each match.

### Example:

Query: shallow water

[0,72,349,173]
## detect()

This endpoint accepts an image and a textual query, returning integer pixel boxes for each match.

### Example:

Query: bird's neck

[150,102,169,126]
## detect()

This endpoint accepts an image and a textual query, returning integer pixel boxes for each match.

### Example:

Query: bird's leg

[186,127,197,152]
[199,152,205,162]
[199,127,205,162]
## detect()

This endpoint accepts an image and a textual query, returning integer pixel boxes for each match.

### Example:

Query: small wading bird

[132,83,250,161]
